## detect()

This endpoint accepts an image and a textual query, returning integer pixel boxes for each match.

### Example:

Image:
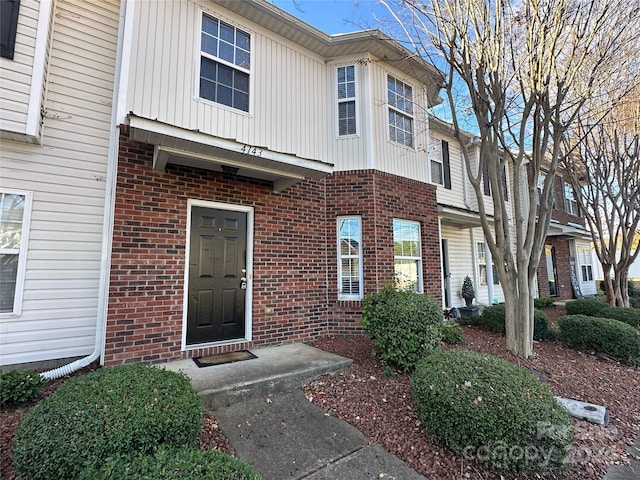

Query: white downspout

[41,0,129,379]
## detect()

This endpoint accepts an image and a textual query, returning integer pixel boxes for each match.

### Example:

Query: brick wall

[106,127,329,365]
[325,170,441,334]
[105,128,442,365]
[536,237,575,300]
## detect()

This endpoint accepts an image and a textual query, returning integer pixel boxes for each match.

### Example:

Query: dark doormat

[193,350,257,368]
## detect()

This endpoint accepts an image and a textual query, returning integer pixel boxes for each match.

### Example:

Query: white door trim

[182,199,254,350]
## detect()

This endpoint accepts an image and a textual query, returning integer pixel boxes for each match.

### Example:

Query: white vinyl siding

[337,216,363,300]
[0,0,119,366]
[0,0,51,140]
[393,219,422,292]
[126,0,329,162]
[337,65,356,136]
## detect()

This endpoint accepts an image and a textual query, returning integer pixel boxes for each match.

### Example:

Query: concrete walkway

[163,343,426,479]
[163,342,638,480]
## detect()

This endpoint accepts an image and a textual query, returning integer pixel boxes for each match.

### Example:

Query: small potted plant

[461,276,475,307]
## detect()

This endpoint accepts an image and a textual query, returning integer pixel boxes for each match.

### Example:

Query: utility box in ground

[459,306,479,318]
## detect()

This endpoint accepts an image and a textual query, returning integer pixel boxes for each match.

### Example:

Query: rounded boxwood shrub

[478,304,552,341]
[78,446,262,480]
[534,297,555,309]
[361,285,443,371]
[441,321,464,344]
[558,315,640,365]
[565,297,609,316]
[0,370,47,404]
[412,350,572,475]
[12,364,203,480]
[597,306,640,328]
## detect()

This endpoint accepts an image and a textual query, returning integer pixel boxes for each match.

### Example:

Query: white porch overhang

[546,219,591,239]
[127,114,334,193]
[438,204,485,229]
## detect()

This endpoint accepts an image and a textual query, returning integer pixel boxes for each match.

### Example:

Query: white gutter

[41,0,128,379]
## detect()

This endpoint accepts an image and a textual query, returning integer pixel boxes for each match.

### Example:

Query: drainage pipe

[41,0,128,379]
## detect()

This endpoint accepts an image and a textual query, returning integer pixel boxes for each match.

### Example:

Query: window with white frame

[200,13,250,112]
[337,216,363,299]
[387,76,413,147]
[337,65,356,136]
[0,191,31,315]
[579,248,594,282]
[393,219,422,292]
[429,139,451,188]
[477,242,488,286]
[563,181,579,216]
[536,173,557,208]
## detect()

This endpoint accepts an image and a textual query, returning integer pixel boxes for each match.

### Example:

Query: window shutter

[1,0,20,60]
[502,164,509,201]
[483,160,490,195]
[442,140,451,189]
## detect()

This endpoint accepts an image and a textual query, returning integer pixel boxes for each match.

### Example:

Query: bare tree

[384,0,640,357]
[564,88,640,307]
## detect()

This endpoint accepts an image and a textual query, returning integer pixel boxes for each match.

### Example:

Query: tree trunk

[603,270,615,305]
[504,271,533,358]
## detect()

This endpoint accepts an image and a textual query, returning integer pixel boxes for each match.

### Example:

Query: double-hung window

[387,76,413,147]
[200,13,250,112]
[579,248,593,282]
[337,65,356,136]
[563,180,579,216]
[337,216,363,299]
[0,190,31,315]
[393,219,422,292]
[430,139,451,188]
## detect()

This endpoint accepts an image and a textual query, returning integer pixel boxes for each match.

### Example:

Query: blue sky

[273,0,391,35]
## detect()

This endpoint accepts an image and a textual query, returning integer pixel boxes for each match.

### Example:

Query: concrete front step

[161,343,352,410]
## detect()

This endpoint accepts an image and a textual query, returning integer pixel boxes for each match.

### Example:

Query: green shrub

[534,297,555,309]
[441,321,464,344]
[565,297,609,316]
[412,350,572,475]
[597,306,640,328]
[478,304,506,334]
[78,446,261,480]
[478,305,551,341]
[12,364,203,480]
[558,315,640,365]
[0,370,47,404]
[360,285,443,371]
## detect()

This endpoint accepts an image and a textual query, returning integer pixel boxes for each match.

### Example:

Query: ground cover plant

[0,370,47,405]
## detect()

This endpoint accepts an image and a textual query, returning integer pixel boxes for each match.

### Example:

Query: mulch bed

[2,306,637,480]
[302,307,639,479]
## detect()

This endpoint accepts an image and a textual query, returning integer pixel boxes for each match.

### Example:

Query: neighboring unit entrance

[187,206,247,345]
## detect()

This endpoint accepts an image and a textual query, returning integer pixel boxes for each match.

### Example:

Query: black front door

[187,207,247,345]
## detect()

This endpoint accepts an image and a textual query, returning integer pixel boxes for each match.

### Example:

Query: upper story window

[482,160,509,200]
[393,219,422,292]
[562,180,580,216]
[0,0,20,60]
[0,190,31,316]
[337,216,363,300]
[430,139,451,189]
[387,76,413,147]
[200,13,250,112]
[337,65,356,136]
[536,173,557,208]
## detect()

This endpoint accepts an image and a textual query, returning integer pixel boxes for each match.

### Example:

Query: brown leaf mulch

[302,311,639,480]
